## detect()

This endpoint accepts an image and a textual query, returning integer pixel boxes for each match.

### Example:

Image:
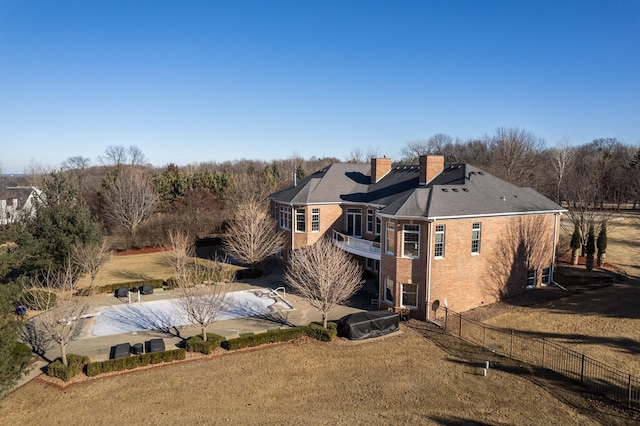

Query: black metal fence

[432,306,640,410]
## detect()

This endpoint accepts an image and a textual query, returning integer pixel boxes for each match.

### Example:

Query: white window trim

[279,205,291,230]
[366,209,373,233]
[541,267,551,285]
[295,208,305,233]
[434,224,445,258]
[526,269,537,288]
[385,222,395,255]
[311,208,320,232]
[401,283,418,309]
[471,222,481,255]
[402,224,420,259]
[384,277,394,304]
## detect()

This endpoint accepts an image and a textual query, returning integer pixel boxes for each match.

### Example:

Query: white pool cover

[90,290,291,337]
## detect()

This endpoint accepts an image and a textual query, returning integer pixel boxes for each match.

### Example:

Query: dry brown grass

[75,250,243,289]
[3,326,633,425]
[5,215,640,424]
[476,214,640,376]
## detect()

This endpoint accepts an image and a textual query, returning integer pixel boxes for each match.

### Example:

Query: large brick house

[269,156,565,320]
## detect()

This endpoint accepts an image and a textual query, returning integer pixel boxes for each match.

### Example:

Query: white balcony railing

[332,230,381,260]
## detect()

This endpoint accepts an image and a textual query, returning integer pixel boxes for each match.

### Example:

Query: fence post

[483,325,486,348]
[444,307,448,330]
[580,354,585,383]
[510,329,514,358]
[629,374,632,409]
[541,339,546,369]
[459,312,462,337]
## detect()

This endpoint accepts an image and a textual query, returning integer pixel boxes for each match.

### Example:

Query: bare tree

[102,167,159,238]
[99,145,128,168]
[166,229,195,277]
[70,240,112,288]
[284,237,363,328]
[172,260,234,341]
[489,127,544,186]
[128,145,148,167]
[224,201,284,272]
[27,264,94,366]
[549,139,575,204]
[62,156,92,190]
[400,139,429,163]
[224,171,274,209]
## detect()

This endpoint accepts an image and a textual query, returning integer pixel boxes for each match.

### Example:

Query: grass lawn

[74,249,244,289]
[3,326,633,425]
[5,215,639,424]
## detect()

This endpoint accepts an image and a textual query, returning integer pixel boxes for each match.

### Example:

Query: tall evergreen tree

[597,222,608,267]
[26,172,104,271]
[570,223,581,265]
[585,224,596,271]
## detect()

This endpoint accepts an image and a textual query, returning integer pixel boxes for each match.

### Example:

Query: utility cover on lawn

[337,310,400,340]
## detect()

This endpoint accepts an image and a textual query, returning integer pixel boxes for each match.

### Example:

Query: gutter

[550,212,568,291]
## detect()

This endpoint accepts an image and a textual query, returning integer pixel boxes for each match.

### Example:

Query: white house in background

[0,186,40,225]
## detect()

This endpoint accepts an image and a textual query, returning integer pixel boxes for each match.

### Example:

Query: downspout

[426,219,434,320]
[550,213,568,291]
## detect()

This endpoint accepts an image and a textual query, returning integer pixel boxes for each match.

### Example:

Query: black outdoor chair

[146,338,165,353]
[112,343,131,359]
[115,287,129,298]
[140,284,153,295]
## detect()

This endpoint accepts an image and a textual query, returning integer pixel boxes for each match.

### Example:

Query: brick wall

[379,213,559,320]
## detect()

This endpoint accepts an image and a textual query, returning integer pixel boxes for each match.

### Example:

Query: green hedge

[305,322,337,342]
[185,333,225,354]
[86,349,186,377]
[77,279,165,296]
[47,354,90,382]
[222,322,338,351]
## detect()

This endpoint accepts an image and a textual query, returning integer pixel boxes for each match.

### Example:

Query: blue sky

[1,0,639,174]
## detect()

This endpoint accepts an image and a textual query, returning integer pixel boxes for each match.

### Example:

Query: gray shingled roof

[0,187,36,208]
[269,162,564,218]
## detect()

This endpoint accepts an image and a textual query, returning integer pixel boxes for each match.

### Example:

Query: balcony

[332,230,381,260]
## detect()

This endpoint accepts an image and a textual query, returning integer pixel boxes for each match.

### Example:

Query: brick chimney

[419,155,444,185]
[371,157,392,183]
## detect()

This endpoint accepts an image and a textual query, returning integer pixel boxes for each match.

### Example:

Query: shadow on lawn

[410,321,640,425]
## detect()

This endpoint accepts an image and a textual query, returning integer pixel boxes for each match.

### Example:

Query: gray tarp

[337,310,400,340]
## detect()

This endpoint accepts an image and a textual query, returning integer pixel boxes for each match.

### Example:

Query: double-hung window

[279,205,291,230]
[311,208,320,232]
[375,216,381,235]
[295,208,305,232]
[541,267,551,285]
[401,283,418,308]
[384,277,394,303]
[434,225,445,258]
[385,222,395,255]
[471,223,481,254]
[402,224,420,258]
[366,209,374,233]
[526,269,537,288]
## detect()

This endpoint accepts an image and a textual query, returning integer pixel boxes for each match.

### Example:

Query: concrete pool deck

[36,262,374,363]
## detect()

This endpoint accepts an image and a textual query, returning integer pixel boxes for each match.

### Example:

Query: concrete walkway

[11,261,377,391]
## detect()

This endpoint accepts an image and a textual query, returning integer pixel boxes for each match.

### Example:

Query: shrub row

[185,333,226,354]
[222,322,337,351]
[47,354,90,382]
[86,349,186,377]
[77,279,166,296]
